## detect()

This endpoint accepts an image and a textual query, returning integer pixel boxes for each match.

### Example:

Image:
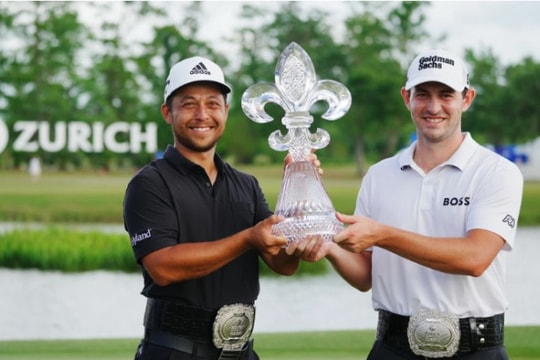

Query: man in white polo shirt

[289,49,523,359]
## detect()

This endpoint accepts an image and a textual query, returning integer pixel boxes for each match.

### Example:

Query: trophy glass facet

[241,42,352,244]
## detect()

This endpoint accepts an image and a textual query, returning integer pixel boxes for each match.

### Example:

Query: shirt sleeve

[123,166,179,263]
[466,158,524,250]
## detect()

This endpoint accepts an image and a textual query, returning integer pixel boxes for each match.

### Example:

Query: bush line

[0,227,328,276]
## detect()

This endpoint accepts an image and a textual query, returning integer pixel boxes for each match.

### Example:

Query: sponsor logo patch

[502,215,516,228]
[131,228,152,247]
[442,197,470,206]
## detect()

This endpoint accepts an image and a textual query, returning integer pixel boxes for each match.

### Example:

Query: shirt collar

[398,132,478,171]
[163,145,224,175]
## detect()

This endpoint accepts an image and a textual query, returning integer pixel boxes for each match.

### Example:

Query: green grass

[0,327,538,359]
[0,171,128,223]
[0,167,538,225]
[519,180,540,225]
[0,166,537,273]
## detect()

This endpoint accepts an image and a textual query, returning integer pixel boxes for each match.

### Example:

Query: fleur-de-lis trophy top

[242,42,351,161]
[242,42,352,244]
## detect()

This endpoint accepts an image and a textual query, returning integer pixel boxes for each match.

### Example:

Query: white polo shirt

[355,133,523,318]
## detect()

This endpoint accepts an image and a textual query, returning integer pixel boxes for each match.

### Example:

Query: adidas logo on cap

[190,62,211,76]
[164,56,232,102]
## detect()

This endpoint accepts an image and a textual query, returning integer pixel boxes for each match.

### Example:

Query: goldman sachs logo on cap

[417,55,455,70]
[190,62,211,76]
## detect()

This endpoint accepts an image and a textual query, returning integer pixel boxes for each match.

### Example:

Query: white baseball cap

[163,56,232,102]
[405,49,470,92]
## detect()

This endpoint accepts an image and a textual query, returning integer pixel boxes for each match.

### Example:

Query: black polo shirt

[123,145,273,310]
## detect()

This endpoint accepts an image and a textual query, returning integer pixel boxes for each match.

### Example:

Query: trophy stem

[272,161,342,244]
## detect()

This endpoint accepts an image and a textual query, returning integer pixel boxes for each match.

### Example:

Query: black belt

[145,327,219,358]
[377,310,504,353]
[145,328,252,360]
[143,298,253,359]
[144,298,217,341]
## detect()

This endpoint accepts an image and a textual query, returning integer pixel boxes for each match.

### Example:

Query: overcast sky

[420,1,540,65]
[194,1,540,66]
[81,1,540,68]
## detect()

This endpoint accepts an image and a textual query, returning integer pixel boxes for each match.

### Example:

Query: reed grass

[0,226,328,274]
[0,227,138,272]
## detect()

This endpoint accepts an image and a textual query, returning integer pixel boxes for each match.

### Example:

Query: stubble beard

[173,129,222,153]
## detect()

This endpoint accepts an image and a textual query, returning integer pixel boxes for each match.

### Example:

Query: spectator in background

[28,156,41,183]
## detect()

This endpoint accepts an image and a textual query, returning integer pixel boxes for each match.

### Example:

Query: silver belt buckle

[407,307,460,358]
[213,303,255,359]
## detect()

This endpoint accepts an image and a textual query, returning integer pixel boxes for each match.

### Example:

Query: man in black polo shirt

[123,56,306,360]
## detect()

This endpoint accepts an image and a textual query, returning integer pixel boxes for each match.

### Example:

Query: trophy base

[272,215,343,245]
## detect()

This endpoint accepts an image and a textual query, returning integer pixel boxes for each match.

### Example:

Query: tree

[228,2,348,164]
[72,3,148,170]
[462,48,507,145]
[0,2,89,169]
[341,2,431,174]
[502,57,540,143]
[0,1,537,171]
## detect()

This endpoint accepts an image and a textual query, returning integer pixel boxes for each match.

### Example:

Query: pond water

[0,226,538,340]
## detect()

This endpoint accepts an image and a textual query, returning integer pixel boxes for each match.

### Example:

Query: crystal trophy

[241,42,352,244]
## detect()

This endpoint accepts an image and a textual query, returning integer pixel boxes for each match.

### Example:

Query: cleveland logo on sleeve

[131,228,152,247]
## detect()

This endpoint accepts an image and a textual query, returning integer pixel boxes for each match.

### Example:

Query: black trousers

[133,339,260,360]
[366,340,509,360]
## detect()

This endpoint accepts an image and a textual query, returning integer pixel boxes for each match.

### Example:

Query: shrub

[0,227,138,273]
[0,227,329,276]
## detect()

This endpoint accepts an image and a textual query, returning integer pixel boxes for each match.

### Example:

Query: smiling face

[401,81,475,145]
[161,83,229,158]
